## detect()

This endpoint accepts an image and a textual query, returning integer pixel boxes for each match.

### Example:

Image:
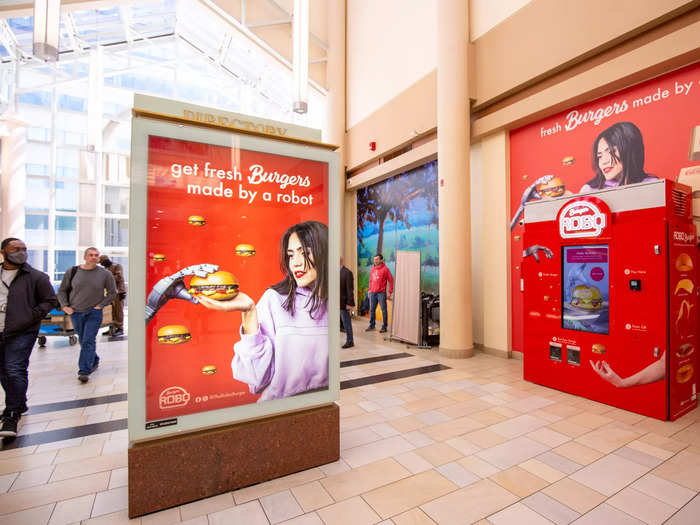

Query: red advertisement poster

[145,136,329,422]
[510,62,700,352]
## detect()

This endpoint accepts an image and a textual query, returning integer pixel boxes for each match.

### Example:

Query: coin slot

[549,342,562,362]
[567,345,580,365]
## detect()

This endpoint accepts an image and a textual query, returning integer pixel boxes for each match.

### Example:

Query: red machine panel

[523,180,697,420]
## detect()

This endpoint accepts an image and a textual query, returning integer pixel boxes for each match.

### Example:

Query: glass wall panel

[28,249,48,273]
[79,217,95,246]
[55,181,78,211]
[25,214,49,245]
[54,250,76,281]
[26,178,50,211]
[79,183,96,213]
[105,218,128,247]
[105,186,129,214]
[55,216,77,246]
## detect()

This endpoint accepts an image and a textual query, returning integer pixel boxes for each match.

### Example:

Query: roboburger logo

[159,386,191,409]
[559,200,607,239]
[673,231,695,243]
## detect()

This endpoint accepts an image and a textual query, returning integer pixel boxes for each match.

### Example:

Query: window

[28,250,48,273]
[105,186,129,214]
[27,127,50,142]
[18,92,51,107]
[79,217,95,246]
[26,164,48,176]
[26,178,50,211]
[26,214,49,245]
[58,94,87,112]
[56,167,79,179]
[55,216,77,246]
[54,250,77,281]
[79,183,96,213]
[55,181,78,211]
[105,218,128,247]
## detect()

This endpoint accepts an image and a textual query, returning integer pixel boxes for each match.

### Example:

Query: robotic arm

[510,175,554,231]
[145,263,218,324]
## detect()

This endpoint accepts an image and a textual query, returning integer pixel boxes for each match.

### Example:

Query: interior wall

[470,0,531,40]
[470,143,484,345]
[346,0,437,129]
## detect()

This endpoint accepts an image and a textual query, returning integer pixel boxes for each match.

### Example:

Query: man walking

[340,257,355,348]
[99,255,126,336]
[58,248,116,383]
[0,238,57,438]
[366,254,394,333]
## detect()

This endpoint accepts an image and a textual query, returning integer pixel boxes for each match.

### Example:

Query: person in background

[58,247,116,383]
[99,255,126,336]
[340,257,355,348]
[0,238,57,438]
[366,253,394,333]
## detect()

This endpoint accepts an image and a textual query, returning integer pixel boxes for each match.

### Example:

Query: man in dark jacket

[99,255,126,336]
[0,238,57,438]
[340,257,355,348]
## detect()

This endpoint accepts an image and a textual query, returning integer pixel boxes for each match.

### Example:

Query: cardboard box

[690,125,700,161]
[678,165,700,219]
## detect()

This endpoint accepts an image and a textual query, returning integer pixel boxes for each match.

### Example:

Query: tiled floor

[1,318,700,524]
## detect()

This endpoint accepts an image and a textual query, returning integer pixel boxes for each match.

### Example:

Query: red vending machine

[522,179,698,421]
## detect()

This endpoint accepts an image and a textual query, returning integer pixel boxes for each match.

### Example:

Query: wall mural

[356,160,439,318]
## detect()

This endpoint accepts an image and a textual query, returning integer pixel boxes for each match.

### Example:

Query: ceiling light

[33,0,61,62]
[292,0,309,114]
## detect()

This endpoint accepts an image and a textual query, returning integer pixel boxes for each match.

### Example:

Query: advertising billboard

[129,99,340,441]
[510,62,700,352]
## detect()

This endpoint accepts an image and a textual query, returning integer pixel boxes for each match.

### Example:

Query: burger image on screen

[152,253,166,262]
[188,215,206,226]
[189,270,239,301]
[592,343,606,355]
[570,285,603,309]
[201,365,217,375]
[537,177,566,198]
[562,156,575,166]
[157,325,191,345]
[235,243,256,257]
[676,253,694,272]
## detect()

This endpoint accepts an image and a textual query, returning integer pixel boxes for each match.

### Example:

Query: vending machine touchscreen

[523,180,698,421]
[561,245,609,335]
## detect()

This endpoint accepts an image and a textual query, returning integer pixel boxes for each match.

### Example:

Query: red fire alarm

[369,141,376,151]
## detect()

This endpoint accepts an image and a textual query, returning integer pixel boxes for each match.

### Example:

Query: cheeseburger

[562,156,575,166]
[537,177,566,198]
[157,325,191,344]
[675,253,694,272]
[570,285,603,309]
[591,344,606,355]
[152,253,166,262]
[189,270,239,301]
[235,244,256,257]
[201,365,217,375]
[188,215,206,226]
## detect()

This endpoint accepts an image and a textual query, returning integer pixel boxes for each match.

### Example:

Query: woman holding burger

[198,221,328,401]
[579,121,657,193]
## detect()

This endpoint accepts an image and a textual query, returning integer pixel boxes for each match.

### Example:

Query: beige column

[481,131,511,357]
[324,1,355,296]
[0,115,29,241]
[437,1,473,358]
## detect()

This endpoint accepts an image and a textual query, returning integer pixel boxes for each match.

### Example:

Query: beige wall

[346,0,437,128]
[470,0,530,40]
[470,143,484,345]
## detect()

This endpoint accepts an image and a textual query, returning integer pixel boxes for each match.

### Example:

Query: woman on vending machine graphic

[197,220,329,401]
[579,121,657,193]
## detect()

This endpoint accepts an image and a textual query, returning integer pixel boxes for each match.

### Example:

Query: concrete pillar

[437,1,473,358]
[481,131,511,357]
[0,115,29,241]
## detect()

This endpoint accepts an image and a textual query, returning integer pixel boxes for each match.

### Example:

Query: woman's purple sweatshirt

[232,287,328,401]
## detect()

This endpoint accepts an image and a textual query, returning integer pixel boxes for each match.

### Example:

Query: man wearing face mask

[99,255,126,336]
[0,238,57,438]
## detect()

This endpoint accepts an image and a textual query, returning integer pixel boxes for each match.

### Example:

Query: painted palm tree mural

[356,161,439,308]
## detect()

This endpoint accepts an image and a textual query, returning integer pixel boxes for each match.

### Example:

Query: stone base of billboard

[127,403,339,518]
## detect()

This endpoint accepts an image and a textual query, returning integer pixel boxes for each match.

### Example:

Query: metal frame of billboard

[128,98,340,443]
